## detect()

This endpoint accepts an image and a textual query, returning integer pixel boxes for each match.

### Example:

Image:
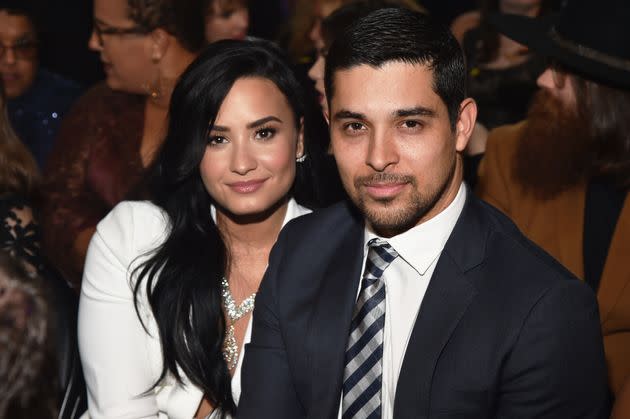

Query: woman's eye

[208,136,228,146]
[255,128,276,140]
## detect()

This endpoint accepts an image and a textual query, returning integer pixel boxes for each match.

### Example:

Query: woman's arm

[78,202,160,418]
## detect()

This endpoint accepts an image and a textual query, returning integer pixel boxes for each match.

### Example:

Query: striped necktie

[342,238,399,418]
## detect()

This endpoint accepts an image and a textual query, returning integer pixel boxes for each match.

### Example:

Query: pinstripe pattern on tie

[342,238,399,419]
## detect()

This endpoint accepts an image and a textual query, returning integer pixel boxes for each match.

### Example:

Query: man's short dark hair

[324,7,466,128]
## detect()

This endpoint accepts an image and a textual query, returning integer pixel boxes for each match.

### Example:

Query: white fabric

[338,183,466,418]
[78,199,310,419]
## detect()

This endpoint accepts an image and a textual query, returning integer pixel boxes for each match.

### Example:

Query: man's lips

[363,182,408,199]
[226,179,268,193]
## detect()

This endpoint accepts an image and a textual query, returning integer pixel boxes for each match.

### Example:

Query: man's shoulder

[466,195,582,289]
[282,200,361,238]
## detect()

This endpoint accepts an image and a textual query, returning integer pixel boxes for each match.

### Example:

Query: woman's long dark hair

[132,39,307,416]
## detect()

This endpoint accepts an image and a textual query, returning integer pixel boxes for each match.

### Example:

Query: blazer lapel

[597,192,630,323]
[394,194,485,418]
[553,186,586,279]
[307,217,364,419]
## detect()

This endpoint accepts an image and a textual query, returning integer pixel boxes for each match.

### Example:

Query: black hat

[488,0,630,89]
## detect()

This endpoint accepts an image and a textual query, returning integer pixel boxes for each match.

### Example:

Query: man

[476,0,630,397]
[0,0,81,168]
[238,8,610,418]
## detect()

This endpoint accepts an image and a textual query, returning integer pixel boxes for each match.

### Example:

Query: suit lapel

[597,193,630,323]
[553,186,586,279]
[394,193,485,418]
[307,215,364,419]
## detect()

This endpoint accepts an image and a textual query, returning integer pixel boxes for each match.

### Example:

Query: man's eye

[401,120,423,130]
[345,122,365,131]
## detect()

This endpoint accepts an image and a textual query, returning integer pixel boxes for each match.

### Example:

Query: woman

[204,0,249,43]
[0,80,44,274]
[40,0,244,290]
[78,40,312,418]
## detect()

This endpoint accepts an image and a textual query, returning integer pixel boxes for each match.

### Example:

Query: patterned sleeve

[0,196,45,275]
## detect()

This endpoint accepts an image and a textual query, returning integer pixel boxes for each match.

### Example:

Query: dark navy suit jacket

[238,193,611,418]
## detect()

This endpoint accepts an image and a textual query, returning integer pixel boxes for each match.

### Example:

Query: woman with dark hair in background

[40,0,208,289]
[78,39,312,418]
[204,0,249,43]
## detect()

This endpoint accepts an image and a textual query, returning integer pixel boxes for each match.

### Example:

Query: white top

[338,183,466,418]
[78,199,310,419]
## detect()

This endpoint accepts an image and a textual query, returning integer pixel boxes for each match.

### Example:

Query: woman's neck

[217,197,290,255]
[146,48,197,109]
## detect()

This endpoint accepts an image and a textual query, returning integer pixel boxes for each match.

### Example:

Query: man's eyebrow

[210,116,283,132]
[395,107,437,118]
[332,110,366,120]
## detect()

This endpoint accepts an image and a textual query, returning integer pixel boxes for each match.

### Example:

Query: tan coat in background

[477,121,630,396]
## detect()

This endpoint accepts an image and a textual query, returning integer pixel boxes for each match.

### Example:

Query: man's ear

[454,98,477,152]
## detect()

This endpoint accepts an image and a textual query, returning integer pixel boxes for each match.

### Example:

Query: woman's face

[205,1,249,43]
[200,77,304,217]
[89,0,155,93]
[307,34,327,115]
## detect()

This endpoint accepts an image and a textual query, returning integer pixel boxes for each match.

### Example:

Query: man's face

[329,61,475,237]
[0,11,38,99]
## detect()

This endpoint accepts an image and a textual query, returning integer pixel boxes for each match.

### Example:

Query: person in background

[0,0,82,169]
[476,0,630,398]
[78,39,312,419]
[0,251,56,419]
[205,0,249,43]
[40,0,207,290]
[455,0,556,187]
[0,79,46,275]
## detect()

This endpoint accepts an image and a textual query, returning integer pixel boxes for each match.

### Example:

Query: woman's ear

[149,28,170,62]
[296,117,305,159]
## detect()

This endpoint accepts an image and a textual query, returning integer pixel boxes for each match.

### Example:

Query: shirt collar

[210,197,309,227]
[363,183,467,276]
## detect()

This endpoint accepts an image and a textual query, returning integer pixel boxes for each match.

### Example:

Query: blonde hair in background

[0,81,39,197]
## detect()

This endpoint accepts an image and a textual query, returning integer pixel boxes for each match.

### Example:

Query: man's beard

[351,161,455,237]
[514,89,595,199]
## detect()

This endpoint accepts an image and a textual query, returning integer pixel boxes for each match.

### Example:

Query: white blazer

[78,199,311,419]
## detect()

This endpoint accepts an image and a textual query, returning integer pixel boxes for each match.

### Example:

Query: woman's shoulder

[94,201,170,266]
[65,82,144,121]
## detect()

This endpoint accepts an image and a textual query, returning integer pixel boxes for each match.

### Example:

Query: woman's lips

[227,179,268,194]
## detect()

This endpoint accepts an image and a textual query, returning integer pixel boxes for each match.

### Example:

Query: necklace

[221,277,256,370]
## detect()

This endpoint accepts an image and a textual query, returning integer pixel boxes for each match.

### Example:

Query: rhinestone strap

[221,277,256,370]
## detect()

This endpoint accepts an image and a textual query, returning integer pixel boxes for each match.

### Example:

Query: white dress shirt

[339,183,466,419]
[78,198,310,419]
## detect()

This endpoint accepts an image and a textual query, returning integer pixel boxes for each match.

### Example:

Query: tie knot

[364,238,399,283]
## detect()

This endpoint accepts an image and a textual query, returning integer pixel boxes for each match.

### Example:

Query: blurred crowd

[0,0,629,417]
